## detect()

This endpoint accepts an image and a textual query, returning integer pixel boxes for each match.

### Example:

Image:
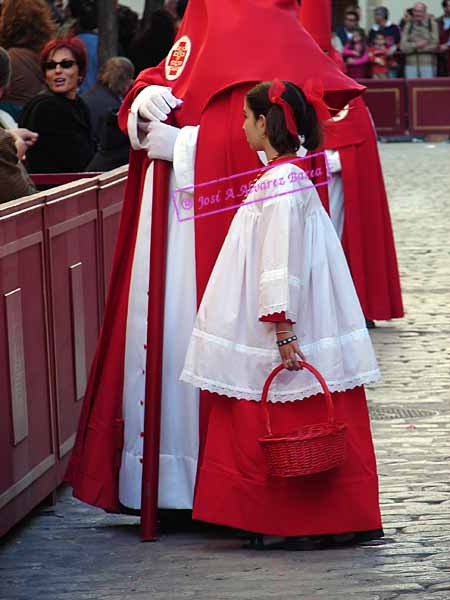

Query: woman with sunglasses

[19,37,95,173]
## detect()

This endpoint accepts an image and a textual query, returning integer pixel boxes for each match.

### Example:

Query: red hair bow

[268,78,298,137]
[303,78,331,122]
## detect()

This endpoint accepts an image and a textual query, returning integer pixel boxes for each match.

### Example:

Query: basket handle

[261,362,334,436]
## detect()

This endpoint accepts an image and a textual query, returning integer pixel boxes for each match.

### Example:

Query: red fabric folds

[324,97,404,321]
[194,386,382,536]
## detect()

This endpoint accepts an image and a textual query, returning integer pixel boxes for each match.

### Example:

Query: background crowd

[0,0,449,204]
[335,1,450,79]
[0,0,187,202]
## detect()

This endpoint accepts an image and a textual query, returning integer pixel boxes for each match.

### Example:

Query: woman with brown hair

[0,0,56,119]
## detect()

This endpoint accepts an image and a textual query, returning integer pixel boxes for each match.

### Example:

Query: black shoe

[282,535,326,551]
[322,528,384,548]
[366,320,376,329]
[242,533,266,550]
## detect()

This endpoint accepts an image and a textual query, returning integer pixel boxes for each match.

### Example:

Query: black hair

[374,6,389,20]
[129,10,175,74]
[443,0,450,8]
[246,80,322,153]
[176,0,188,19]
[69,0,98,32]
[0,46,11,89]
[345,10,359,19]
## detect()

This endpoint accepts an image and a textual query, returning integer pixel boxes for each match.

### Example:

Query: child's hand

[278,339,305,371]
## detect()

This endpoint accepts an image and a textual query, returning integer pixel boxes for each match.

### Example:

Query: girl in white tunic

[180,79,383,550]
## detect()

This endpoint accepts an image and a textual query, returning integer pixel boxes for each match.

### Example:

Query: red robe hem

[193,387,382,537]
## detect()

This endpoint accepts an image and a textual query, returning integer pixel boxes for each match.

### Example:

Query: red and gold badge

[165,36,192,81]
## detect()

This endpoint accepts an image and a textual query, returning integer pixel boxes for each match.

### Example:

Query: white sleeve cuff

[325,149,342,174]
[173,125,200,190]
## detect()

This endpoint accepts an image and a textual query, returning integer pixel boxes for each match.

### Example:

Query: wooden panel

[0,203,56,537]
[98,168,126,309]
[0,232,43,259]
[100,202,122,301]
[46,189,100,462]
[4,288,28,446]
[0,454,55,511]
[359,79,407,136]
[408,78,450,135]
[69,263,87,402]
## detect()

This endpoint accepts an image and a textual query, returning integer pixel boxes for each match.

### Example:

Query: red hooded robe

[66,0,364,513]
[300,0,404,321]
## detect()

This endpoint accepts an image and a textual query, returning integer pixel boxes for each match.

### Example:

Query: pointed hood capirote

[299,0,346,71]
[128,0,364,126]
[299,0,333,52]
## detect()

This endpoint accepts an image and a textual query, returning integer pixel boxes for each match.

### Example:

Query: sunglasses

[43,59,77,70]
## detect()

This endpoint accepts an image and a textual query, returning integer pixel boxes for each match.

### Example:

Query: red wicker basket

[258,361,347,478]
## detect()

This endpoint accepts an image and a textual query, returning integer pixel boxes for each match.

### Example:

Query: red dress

[194,386,382,537]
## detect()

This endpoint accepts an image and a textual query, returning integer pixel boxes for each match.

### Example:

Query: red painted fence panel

[0,166,126,538]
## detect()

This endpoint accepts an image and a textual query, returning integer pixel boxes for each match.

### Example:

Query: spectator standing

[335,9,360,47]
[368,32,389,78]
[0,0,56,120]
[437,0,450,75]
[82,56,134,171]
[368,6,401,77]
[343,29,369,78]
[400,2,439,77]
[128,9,175,75]
[69,0,98,94]
[175,0,188,30]
[19,37,95,173]
[400,8,414,30]
[0,47,37,202]
[117,5,139,57]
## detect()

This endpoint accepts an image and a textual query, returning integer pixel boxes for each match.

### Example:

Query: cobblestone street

[1,142,450,600]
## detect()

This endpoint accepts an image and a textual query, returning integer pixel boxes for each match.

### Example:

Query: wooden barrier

[358,77,450,137]
[0,165,127,538]
[406,77,450,137]
[358,78,407,136]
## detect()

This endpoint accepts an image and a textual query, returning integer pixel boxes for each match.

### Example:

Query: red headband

[268,78,298,137]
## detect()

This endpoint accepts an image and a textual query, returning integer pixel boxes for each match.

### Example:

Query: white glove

[143,121,180,162]
[133,85,183,122]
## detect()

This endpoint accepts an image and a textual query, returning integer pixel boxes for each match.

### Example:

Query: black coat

[82,84,130,172]
[81,83,121,143]
[19,91,96,173]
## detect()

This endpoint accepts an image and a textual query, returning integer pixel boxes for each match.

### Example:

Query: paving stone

[1,142,450,599]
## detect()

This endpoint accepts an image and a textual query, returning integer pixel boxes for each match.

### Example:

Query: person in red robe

[300,0,404,325]
[66,0,364,518]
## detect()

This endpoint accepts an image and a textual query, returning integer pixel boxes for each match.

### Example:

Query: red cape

[66,0,365,512]
[324,97,404,320]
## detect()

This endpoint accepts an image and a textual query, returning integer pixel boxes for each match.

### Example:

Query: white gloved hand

[144,121,181,162]
[134,85,183,122]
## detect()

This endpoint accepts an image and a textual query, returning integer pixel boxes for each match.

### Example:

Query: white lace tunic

[180,162,380,402]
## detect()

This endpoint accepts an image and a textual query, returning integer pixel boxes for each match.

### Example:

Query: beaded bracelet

[276,334,298,347]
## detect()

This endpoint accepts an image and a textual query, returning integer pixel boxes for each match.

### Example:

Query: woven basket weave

[258,362,347,478]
